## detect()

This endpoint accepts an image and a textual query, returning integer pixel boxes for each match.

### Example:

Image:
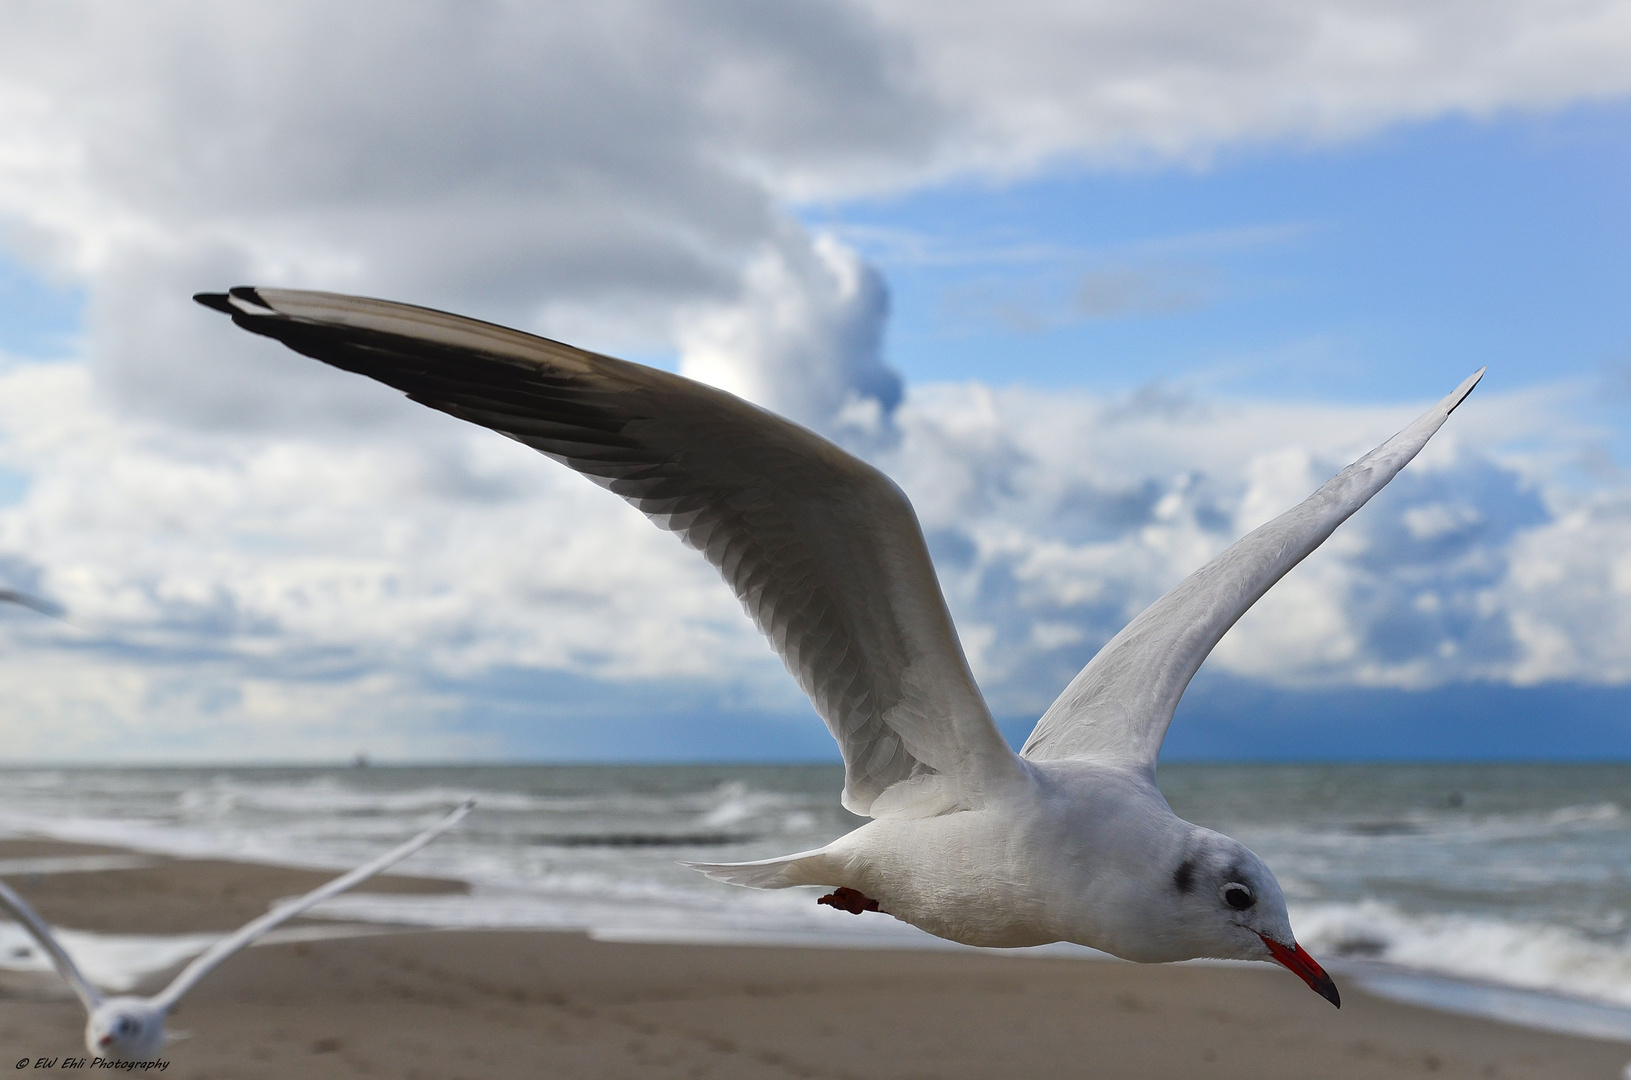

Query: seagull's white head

[1168,828,1340,1008]
[85,998,167,1062]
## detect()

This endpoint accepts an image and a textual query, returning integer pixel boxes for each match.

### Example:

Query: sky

[0,0,1627,763]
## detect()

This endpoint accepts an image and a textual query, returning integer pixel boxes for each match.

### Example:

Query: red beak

[1259,934,1340,1008]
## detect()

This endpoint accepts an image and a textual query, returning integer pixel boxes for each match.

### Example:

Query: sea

[2,762,1629,1042]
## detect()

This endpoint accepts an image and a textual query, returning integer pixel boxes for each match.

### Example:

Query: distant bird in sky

[0,588,66,621]
[199,286,1484,1008]
[0,800,472,1061]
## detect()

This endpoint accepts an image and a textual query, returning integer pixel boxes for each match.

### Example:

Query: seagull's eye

[1221,883,1255,911]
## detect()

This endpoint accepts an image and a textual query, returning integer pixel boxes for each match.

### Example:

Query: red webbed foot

[817,887,883,915]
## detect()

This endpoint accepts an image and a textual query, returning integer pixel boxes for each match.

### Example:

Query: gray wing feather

[1022,369,1484,772]
[196,289,1020,814]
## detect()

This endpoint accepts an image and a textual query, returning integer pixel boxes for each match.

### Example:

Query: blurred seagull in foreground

[198,286,1485,1009]
[0,800,473,1061]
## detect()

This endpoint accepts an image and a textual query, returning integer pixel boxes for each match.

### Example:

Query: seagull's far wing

[196,288,1021,816]
[1022,370,1484,772]
[151,800,473,1010]
[0,589,66,620]
[0,878,103,1011]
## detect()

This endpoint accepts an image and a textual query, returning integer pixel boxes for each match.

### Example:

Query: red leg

[817,886,883,915]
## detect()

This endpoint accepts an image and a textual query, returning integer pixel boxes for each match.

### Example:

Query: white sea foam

[0,921,217,993]
[1296,899,1631,1010]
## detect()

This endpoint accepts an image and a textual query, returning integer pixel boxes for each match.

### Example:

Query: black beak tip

[1316,976,1341,1009]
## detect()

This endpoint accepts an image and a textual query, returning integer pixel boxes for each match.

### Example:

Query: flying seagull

[0,588,67,621]
[0,799,473,1061]
[198,286,1485,1008]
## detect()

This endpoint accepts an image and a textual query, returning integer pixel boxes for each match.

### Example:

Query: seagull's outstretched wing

[1022,370,1484,773]
[196,288,1021,816]
[0,589,66,620]
[0,878,103,1012]
[151,799,473,1010]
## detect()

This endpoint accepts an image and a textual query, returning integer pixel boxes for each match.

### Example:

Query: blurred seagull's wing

[0,589,66,621]
[151,800,473,1010]
[0,878,103,1012]
[196,288,1022,817]
[1022,370,1484,773]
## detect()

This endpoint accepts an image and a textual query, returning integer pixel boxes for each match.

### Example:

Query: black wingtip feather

[227,286,279,313]
[192,292,234,313]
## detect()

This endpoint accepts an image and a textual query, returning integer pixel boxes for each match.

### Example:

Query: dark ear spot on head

[1172,857,1196,895]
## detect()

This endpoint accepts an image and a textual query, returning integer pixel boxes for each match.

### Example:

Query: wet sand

[3,839,1629,1079]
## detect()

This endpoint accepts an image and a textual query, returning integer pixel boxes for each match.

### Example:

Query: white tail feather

[681,847,833,889]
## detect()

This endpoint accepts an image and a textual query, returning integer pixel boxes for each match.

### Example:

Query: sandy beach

[2,838,1629,1079]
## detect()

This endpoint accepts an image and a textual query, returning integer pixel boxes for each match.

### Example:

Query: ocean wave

[5,771,66,790]
[175,777,495,816]
[1294,899,1631,1009]
[1242,800,1625,852]
[302,876,887,942]
[160,776,824,835]
[0,775,844,895]
[5,763,1628,1033]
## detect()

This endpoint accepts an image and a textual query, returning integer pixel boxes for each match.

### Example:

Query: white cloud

[864,0,1631,175]
[677,231,900,431]
[1498,492,1631,684]
[0,1,933,432]
[0,362,776,683]
[4,1,1629,432]
[880,381,1574,711]
[0,1,1628,755]
[0,353,1620,756]
[0,361,796,757]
